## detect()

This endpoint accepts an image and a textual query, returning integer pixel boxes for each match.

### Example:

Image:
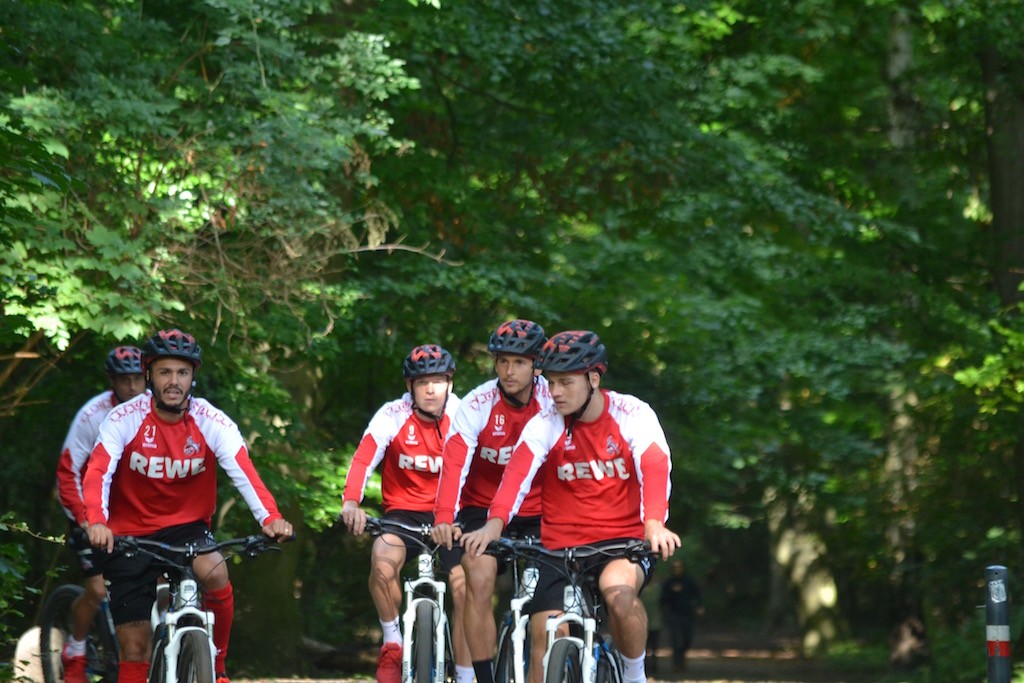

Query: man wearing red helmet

[55,346,147,683]
[339,344,471,683]
[462,330,681,683]
[83,329,294,683]
[430,320,553,683]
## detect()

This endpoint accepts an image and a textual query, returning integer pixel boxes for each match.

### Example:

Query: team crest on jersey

[606,436,621,457]
[491,413,506,437]
[404,425,419,446]
[143,424,158,449]
[183,436,201,457]
[564,433,576,452]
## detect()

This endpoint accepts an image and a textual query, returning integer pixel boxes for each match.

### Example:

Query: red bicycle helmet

[141,329,203,370]
[488,319,547,357]
[535,330,608,375]
[104,346,143,376]
[403,344,455,379]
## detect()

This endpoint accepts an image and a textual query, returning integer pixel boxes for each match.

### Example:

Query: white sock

[380,617,402,645]
[619,652,646,683]
[456,665,474,683]
[64,636,86,657]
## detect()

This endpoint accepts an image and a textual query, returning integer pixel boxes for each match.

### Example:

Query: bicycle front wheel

[40,584,119,683]
[412,601,436,683]
[176,631,214,683]
[545,639,582,683]
[493,614,515,683]
[594,639,622,683]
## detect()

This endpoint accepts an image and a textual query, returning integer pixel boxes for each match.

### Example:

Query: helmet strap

[413,387,450,440]
[566,377,596,438]
[497,377,535,408]
[155,394,191,415]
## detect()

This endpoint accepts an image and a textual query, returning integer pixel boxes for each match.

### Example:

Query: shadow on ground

[648,624,890,683]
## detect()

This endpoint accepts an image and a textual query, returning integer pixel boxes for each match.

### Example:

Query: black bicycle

[39,582,119,683]
[485,538,654,683]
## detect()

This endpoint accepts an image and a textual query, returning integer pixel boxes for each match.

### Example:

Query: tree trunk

[764,486,846,654]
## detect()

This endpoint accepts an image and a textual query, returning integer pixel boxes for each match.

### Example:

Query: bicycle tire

[176,630,214,683]
[493,615,514,683]
[593,638,622,683]
[148,636,167,683]
[545,639,582,683]
[412,601,435,683]
[39,584,119,683]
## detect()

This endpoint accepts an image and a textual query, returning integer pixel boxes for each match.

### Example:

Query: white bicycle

[490,535,541,683]
[364,517,455,683]
[114,535,284,683]
[486,538,654,683]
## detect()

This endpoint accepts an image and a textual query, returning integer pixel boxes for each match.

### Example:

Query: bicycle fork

[401,552,449,683]
[509,565,538,683]
[542,585,597,683]
[154,579,216,683]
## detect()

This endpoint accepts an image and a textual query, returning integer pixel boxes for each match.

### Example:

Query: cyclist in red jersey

[55,346,146,683]
[461,330,681,683]
[339,344,471,683]
[430,320,552,683]
[84,329,294,683]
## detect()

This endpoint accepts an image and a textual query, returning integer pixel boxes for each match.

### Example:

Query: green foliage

[0,514,32,658]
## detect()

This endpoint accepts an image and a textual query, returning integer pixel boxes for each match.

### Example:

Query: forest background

[3,1,1024,681]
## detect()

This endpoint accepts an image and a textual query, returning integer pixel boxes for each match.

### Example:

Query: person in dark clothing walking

[660,559,703,670]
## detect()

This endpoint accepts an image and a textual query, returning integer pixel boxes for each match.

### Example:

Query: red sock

[118,660,149,683]
[204,583,234,674]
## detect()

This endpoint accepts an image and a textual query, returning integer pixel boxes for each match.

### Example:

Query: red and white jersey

[343,392,462,513]
[83,393,283,536]
[488,389,672,549]
[434,377,552,525]
[56,390,118,524]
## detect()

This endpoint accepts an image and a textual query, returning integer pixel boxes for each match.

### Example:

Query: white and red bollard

[986,565,1011,683]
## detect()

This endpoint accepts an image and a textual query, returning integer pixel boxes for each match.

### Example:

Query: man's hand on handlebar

[88,522,114,553]
[339,500,367,535]
[644,519,681,561]
[461,517,504,557]
[430,522,461,550]
[263,517,295,542]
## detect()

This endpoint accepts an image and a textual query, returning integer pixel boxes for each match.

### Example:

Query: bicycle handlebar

[115,534,289,565]
[485,537,653,565]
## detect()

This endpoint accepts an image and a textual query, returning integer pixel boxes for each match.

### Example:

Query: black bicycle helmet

[488,319,547,358]
[403,344,456,379]
[535,330,608,375]
[141,329,203,370]
[104,346,143,376]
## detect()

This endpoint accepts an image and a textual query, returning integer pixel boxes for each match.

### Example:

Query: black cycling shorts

[381,510,462,573]
[527,537,656,614]
[102,521,215,626]
[456,507,542,576]
[456,506,541,540]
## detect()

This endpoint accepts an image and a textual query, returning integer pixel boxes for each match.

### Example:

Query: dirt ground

[644,624,889,683]
[255,624,892,683]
